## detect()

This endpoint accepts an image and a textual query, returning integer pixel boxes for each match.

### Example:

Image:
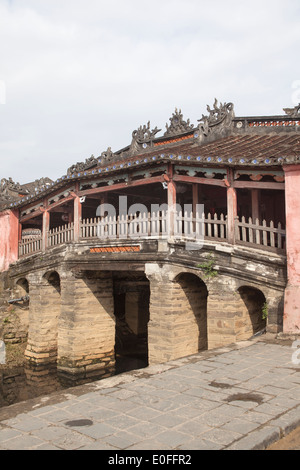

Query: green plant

[262,302,268,320]
[197,254,218,279]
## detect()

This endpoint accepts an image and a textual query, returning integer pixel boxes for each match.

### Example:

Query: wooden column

[192,183,199,216]
[42,209,50,251]
[226,168,238,244]
[167,164,176,237]
[251,189,260,222]
[74,196,82,242]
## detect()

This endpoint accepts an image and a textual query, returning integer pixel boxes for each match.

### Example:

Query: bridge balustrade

[18,212,286,258]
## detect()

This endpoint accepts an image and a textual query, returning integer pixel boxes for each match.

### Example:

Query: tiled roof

[145,133,300,162]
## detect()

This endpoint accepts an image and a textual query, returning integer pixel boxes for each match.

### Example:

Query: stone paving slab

[0,335,299,451]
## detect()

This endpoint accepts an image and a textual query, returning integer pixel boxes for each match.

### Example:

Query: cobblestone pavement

[0,335,299,450]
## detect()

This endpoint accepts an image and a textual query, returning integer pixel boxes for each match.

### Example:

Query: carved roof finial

[283,103,300,117]
[164,108,194,137]
[129,121,161,155]
[132,121,161,144]
[197,99,234,138]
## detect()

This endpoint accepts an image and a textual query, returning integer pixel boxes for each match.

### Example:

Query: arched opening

[13,278,30,341]
[113,272,150,374]
[173,273,208,355]
[237,286,267,340]
[46,271,61,294]
[16,278,29,297]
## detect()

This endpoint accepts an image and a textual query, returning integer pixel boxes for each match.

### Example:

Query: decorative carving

[129,122,161,155]
[0,177,23,194]
[197,99,235,137]
[132,122,161,144]
[100,147,116,162]
[283,103,300,117]
[67,155,99,176]
[32,177,52,192]
[164,108,194,137]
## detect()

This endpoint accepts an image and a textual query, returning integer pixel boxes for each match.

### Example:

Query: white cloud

[0,0,300,183]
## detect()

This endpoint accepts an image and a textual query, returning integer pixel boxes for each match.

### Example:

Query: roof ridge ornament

[67,154,99,176]
[130,121,161,154]
[100,147,116,162]
[0,177,23,194]
[132,121,161,144]
[283,103,300,117]
[164,108,194,137]
[196,98,235,139]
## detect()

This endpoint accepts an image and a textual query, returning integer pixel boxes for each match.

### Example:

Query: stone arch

[236,285,267,340]
[43,270,61,294]
[172,272,208,354]
[15,277,29,297]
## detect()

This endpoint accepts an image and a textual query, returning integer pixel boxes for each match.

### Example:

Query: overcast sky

[0,0,300,184]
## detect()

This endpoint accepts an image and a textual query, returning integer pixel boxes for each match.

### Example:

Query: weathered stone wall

[25,271,60,366]
[58,270,115,382]
[0,274,29,346]
[145,264,208,363]
[146,259,285,362]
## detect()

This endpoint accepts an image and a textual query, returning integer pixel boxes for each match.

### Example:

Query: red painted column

[283,165,300,333]
[73,183,82,242]
[167,164,176,237]
[226,169,238,244]
[251,189,260,223]
[42,209,50,251]
[0,209,19,272]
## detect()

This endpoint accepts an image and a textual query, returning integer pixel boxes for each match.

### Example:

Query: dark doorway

[238,286,267,337]
[113,272,150,374]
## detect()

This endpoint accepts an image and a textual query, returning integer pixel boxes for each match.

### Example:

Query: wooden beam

[77,175,165,197]
[20,208,43,223]
[233,181,285,190]
[47,194,75,211]
[173,174,226,187]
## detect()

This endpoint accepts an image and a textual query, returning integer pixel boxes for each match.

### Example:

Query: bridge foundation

[25,272,60,366]
[146,265,208,364]
[57,271,115,383]
[7,242,287,380]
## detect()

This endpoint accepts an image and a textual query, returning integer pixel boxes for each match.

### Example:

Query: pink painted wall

[0,210,19,272]
[283,165,300,333]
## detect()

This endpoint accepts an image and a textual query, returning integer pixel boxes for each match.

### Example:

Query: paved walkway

[0,335,299,450]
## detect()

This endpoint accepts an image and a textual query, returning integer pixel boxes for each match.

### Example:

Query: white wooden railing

[19,236,42,257]
[48,222,74,247]
[235,216,285,252]
[80,211,227,242]
[18,212,286,257]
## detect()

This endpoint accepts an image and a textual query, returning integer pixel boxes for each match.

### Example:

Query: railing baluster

[207,213,212,238]
[255,218,260,245]
[262,219,268,246]
[248,217,253,243]
[278,222,282,249]
[270,220,275,247]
